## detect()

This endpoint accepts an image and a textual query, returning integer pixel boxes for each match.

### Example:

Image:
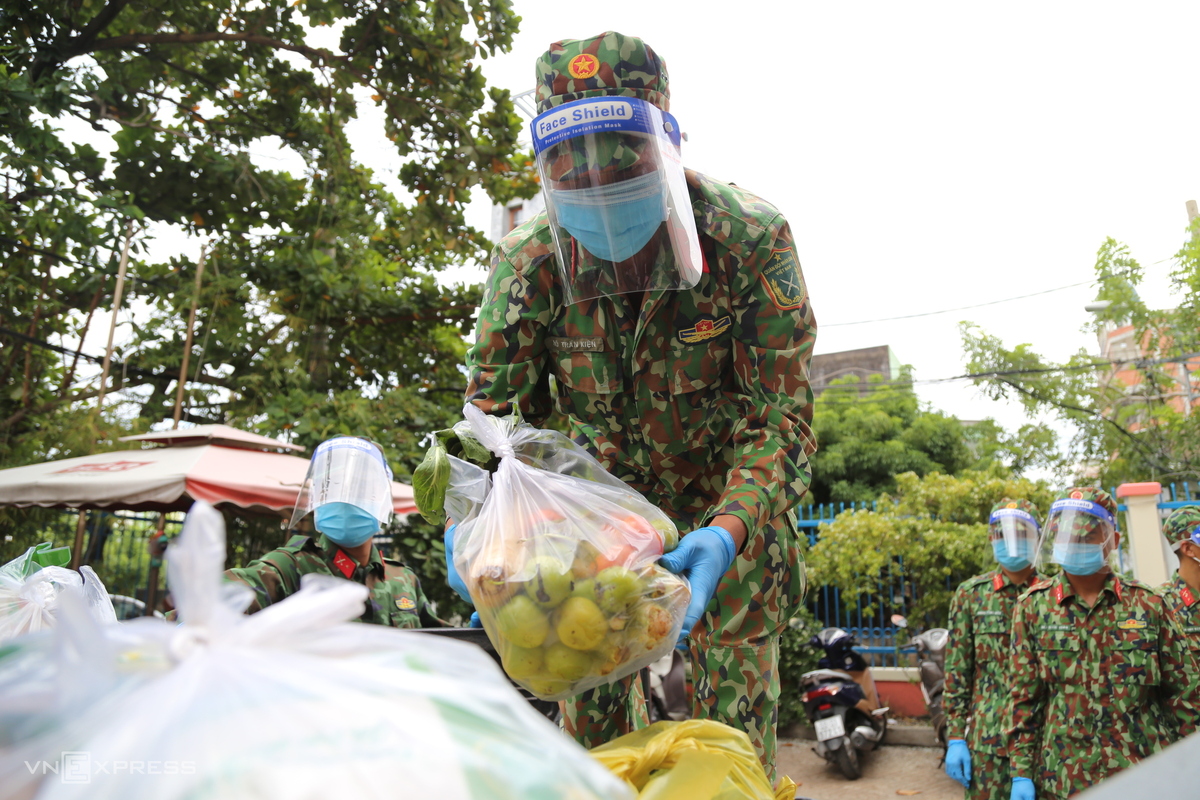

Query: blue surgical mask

[1052,542,1108,575]
[993,539,1034,571]
[551,172,667,263]
[314,502,380,548]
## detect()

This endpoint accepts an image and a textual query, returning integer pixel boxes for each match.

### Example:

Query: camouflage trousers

[563,512,807,783]
[965,750,1013,800]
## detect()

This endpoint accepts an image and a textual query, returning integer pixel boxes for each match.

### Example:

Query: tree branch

[88,32,345,66]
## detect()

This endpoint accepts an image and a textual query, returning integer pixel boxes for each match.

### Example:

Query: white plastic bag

[0,501,632,800]
[448,405,689,700]
[0,544,116,641]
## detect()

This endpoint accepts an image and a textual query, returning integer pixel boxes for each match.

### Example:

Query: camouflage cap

[1047,487,1118,538]
[1056,487,1117,517]
[1161,506,1200,548]
[535,31,669,114]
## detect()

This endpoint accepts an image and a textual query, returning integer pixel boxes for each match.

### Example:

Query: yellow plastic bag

[590,720,798,800]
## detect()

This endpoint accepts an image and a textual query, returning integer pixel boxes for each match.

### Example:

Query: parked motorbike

[799,627,889,780]
[893,614,949,751]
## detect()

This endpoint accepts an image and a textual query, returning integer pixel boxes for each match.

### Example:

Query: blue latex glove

[469,611,482,628]
[1011,777,1035,800]
[443,524,472,605]
[945,739,971,787]
[658,525,737,646]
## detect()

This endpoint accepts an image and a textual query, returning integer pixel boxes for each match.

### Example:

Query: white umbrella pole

[69,509,87,571]
[172,242,209,428]
[95,220,135,413]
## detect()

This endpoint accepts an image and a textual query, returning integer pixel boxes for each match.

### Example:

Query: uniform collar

[315,534,383,580]
[1049,572,1122,606]
[1176,574,1198,607]
[993,569,1038,592]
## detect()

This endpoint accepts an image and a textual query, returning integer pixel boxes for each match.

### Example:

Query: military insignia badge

[679,316,731,344]
[396,596,416,611]
[1006,502,1018,509]
[1117,618,1147,630]
[1069,490,1084,500]
[568,54,600,79]
[760,248,805,310]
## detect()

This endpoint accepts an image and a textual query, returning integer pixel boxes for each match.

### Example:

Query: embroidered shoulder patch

[396,596,416,611]
[679,316,732,344]
[760,248,805,310]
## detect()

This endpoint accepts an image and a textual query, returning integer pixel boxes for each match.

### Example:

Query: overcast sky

[441,1,1200,438]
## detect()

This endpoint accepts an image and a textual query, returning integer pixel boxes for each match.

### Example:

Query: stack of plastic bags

[428,406,690,701]
[0,541,116,641]
[0,501,632,800]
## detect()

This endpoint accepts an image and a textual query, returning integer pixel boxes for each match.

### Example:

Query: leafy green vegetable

[413,443,451,526]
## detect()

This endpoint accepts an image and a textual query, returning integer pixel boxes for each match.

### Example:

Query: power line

[821,280,1096,327]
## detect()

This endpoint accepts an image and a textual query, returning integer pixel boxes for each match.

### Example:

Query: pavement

[778,740,963,800]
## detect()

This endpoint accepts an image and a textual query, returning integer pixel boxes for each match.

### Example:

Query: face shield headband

[1170,525,1200,552]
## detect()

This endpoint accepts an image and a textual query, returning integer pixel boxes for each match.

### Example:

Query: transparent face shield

[987,507,1040,567]
[1038,498,1117,575]
[531,97,703,305]
[288,437,394,529]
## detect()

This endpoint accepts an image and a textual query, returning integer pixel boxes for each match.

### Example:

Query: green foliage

[810,374,1060,504]
[805,466,1055,625]
[0,0,537,471]
[777,605,824,726]
[961,223,1200,487]
[0,2,539,594]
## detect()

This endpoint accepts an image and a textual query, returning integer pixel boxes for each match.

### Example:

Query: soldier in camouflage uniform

[227,532,435,627]
[461,31,815,779]
[944,499,1044,799]
[1006,488,1200,800]
[227,436,435,628]
[1156,506,1200,651]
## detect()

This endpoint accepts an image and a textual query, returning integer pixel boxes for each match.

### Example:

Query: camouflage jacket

[1158,574,1200,647]
[225,534,433,628]
[1007,572,1200,797]
[465,171,817,536]
[944,569,1041,752]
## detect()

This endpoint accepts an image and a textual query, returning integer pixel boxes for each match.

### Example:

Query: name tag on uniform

[1184,625,1200,634]
[1040,624,1073,632]
[975,611,1003,616]
[547,336,605,352]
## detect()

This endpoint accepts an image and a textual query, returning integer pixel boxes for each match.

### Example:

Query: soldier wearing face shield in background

[226,436,438,628]
[943,499,1044,798]
[1156,507,1200,653]
[1005,488,1200,800]
[451,31,816,779]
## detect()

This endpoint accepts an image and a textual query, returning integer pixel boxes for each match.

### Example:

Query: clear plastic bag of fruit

[445,405,690,700]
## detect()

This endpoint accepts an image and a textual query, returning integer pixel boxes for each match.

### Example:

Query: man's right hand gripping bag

[446,405,690,700]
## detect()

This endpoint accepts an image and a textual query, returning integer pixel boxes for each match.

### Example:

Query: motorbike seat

[800,668,857,686]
